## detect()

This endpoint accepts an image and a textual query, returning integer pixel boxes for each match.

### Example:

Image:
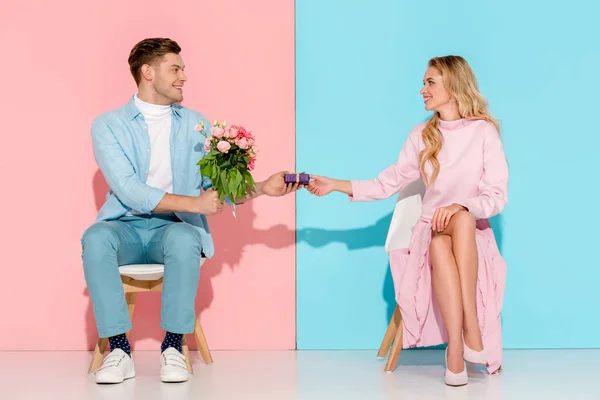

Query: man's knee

[163,223,202,254]
[82,223,119,251]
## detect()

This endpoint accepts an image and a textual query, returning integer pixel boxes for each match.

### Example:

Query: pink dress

[350,118,508,374]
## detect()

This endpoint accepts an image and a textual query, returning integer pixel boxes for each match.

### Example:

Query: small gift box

[284,173,310,185]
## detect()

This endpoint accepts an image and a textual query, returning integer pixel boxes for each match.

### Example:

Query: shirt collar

[125,95,182,120]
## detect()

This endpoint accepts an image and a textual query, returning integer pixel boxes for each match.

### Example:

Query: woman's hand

[307,175,336,196]
[432,203,468,232]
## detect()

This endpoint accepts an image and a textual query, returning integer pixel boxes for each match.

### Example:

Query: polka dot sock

[161,331,183,353]
[108,333,131,357]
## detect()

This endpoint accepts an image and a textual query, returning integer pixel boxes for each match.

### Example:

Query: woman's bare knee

[429,235,453,260]
[450,210,475,230]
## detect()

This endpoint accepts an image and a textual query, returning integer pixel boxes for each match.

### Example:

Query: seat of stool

[119,264,164,281]
[119,259,206,281]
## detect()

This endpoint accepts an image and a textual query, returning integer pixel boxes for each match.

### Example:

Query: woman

[307,55,508,386]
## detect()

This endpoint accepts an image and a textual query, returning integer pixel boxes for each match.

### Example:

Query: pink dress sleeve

[464,125,509,219]
[349,130,421,202]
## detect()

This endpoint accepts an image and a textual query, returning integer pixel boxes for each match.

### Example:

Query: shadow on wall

[297,212,397,329]
[83,170,296,350]
[84,169,506,350]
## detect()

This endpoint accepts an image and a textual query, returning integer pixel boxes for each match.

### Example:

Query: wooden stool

[377,305,403,372]
[88,262,212,374]
[378,180,424,372]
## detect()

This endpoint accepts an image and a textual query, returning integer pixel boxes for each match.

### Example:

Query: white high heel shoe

[463,337,487,365]
[445,348,468,387]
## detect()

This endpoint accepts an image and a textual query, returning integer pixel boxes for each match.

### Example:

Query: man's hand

[195,188,224,215]
[232,171,302,203]
[262,171,302,197]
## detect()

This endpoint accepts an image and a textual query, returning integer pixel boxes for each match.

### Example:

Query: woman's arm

[463,126,509,219]
[308,130,422,199]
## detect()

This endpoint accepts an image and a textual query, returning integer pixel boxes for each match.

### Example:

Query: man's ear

[140,64,154,82]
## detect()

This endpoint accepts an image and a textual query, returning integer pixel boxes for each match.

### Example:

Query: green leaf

[234,169,243,187]
[244,171,256,187]
[200,164,211,178]
[216,177,226,202]
[221,170,228,193]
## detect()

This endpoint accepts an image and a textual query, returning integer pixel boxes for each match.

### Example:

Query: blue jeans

[81,214,203,338]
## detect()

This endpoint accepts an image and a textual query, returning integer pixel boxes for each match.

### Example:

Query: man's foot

[161,331,183,354]
[160,347,190,383]
[95,349,135,384]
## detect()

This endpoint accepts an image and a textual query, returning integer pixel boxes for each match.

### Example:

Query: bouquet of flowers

[195,120,258,210]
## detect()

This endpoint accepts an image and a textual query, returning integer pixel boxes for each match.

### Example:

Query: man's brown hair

[128,38,181,85]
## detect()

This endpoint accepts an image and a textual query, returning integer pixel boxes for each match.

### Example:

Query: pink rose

[248,158,256,171]
[247,138,255,147]
[194,122,205,132]
[238,126,252,139]
[204,138,211,152]
[227,126,239,139]
[217,140,231,153]
[236,137,249,149]
[210,127,225,138]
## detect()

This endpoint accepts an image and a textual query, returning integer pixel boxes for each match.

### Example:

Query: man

[82,37,298,384]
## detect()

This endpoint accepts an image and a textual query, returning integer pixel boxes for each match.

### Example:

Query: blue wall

[296,0,600,349]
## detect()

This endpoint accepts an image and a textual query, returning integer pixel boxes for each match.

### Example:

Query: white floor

[0,349,598,400]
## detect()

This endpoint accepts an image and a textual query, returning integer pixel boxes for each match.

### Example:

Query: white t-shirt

[134,94,173,194]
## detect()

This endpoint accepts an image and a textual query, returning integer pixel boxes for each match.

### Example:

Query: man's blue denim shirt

[90,95,216,257]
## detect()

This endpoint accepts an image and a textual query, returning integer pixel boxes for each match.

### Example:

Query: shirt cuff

[143,187,168,214]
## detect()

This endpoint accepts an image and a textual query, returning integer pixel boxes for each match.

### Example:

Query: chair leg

[181,335,193,373]
[378,305,401,358]
[125,292,137,340]
[193,316,213,364]
[88,338,109,374]
[385,311,404,372]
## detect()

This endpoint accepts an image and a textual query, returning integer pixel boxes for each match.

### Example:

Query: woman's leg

[429,234,464,373]
[441,211,483,351]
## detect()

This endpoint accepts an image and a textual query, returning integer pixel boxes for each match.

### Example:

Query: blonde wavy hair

[420,56,500,185]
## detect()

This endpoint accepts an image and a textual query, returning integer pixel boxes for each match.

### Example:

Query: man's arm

[233,181,266,204]
[92,118,223,215]
[233,171,300,203]
[153,191,222,214]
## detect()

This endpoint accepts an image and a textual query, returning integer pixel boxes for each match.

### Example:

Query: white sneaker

[95,349,135,384]
[160,347,190,383]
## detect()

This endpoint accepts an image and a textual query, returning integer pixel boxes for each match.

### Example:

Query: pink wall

[0,0,295,350]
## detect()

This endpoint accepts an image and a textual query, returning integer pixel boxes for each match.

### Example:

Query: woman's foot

[445,347,467,387]
[446,344,465,374]
[463,325,483,351]
[463,327,486,364]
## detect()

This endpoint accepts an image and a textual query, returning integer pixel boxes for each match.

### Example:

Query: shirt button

[146,148,150,152]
